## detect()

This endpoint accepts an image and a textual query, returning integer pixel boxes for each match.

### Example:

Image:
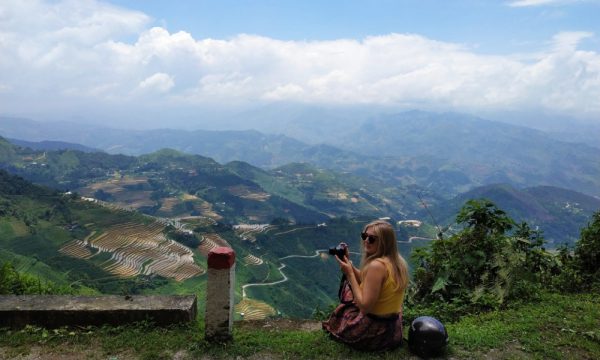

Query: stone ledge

[0,295,197,329]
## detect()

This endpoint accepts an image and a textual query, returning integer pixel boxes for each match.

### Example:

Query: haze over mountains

[2,109,600,199]
[2,108,600,317]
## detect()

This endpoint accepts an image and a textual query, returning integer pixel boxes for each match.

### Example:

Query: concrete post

[205,246,236,341]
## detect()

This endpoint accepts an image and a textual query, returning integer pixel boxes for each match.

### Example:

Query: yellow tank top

[362,258,405,316]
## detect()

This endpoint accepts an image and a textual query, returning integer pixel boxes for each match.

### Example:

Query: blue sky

[1,0,599,127]
[108,0,600,53]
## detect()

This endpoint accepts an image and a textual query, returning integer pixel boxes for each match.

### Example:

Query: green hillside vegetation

[0,136,430,224]
[334,111,600,197]
[1,200,598,359]
[0,170,376,317]
[0,138,324,224]
[0,137,137,191]
[1,134,599,320]
[4,133,595,244]
[0,169,191,295]
[0,292,597,360]
[7,138,99,153]
[0,261,74,295]
[410,199,600,321]
[5,111,600,201]
[0,168,435,319]
[429,183,600,246]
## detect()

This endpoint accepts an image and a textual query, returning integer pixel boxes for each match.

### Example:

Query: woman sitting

[323,219,409,351]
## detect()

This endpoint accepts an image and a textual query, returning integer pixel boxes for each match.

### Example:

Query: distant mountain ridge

[8,138,100,153]
[332,111,600,196]
[2,135,596,245]
[430,183,600,245]
[0,116,308,168]
[0,136,426,223]
[2,111,600,199]
[1,135,598,318]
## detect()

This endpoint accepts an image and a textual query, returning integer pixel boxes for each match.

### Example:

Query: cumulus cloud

[1,0,600,120]
[551,31,594,51]
[138,73,175,93]
[507,0,590,6]
[508,0,564,6]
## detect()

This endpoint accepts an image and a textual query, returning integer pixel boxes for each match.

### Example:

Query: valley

[1,110,599,319]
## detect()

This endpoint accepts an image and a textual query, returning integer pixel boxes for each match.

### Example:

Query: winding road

[398,236,436,244]
[241,249,361,297]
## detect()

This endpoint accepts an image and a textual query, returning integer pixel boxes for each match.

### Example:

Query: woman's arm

[336,257,386,314]
[351,264,361,282]
[342,246,362,283]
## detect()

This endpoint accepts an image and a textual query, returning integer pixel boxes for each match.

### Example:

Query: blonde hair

[360,220,409,291]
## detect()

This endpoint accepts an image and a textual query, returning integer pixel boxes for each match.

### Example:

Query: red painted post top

[207,247,236,270]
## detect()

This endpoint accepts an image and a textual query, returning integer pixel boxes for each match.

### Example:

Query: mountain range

[2,110,600,199]
[1,129,597,245]
[1,120,599,317]
[0,136,428,223]
[429,183,600,246]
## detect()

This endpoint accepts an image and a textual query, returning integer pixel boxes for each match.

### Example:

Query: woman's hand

[335,254,353,276]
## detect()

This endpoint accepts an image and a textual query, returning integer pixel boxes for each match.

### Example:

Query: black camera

[328,242,348,260]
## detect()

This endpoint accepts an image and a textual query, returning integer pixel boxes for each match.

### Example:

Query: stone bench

[0,295,197,329]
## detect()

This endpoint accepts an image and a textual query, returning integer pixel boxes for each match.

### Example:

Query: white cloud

[262,83,305,100]
[508,0,564,6]
[1,0,600,120]
[507,0,597,6]
[138,73,175,93]
[551,31,594,51]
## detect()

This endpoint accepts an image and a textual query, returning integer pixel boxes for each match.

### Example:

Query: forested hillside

[1,130,599,319]
[0,168,433,317]
[3,111,600,198]
[0,136,429,223]
[429,184,600,245]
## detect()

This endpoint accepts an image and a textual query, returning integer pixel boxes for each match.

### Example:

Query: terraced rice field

[177,216,216,228]
[199,202,222,220]
[197,234,231,257]
[242,254,264,266]
[327,191,349,200]
[59,240,94,259]
[61,221,204,281]
[158,197,179,213]
[78,177,155,210]
[227,185,270,201]
[235,298,277,320]
[240,209,275,222]
[233,224,273,242]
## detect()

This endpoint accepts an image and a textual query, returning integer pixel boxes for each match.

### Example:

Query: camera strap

[337,274,354,304]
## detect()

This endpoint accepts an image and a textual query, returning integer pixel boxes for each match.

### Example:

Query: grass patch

[0,292,598,359]
[447,292,600,359]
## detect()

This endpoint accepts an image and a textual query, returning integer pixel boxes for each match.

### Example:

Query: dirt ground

[236,318,323,332]
[0,320,541,360]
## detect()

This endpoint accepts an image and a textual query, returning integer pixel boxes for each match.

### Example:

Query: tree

[410,199,557,318]
[575,211,600,279]
[0,262,72,295]
[456,199,514,236]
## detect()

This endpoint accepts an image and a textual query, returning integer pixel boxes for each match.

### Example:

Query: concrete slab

[0,295,197,329]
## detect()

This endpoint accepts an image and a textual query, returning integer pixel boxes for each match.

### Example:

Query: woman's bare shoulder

[366,258,388,272]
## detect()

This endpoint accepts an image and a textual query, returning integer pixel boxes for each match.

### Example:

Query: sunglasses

[361,232,378,244]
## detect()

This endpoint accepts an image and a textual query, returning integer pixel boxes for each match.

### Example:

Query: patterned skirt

[322,277,404,352]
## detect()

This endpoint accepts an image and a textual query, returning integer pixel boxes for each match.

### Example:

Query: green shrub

[556,211,600,292]
[408,199,560,319]
[575,211,600,281]
[0,261,73,295]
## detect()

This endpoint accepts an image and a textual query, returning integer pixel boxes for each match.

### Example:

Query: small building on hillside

[398,220,422,227]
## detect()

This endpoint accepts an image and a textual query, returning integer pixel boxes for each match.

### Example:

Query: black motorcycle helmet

[408,316,449,358]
